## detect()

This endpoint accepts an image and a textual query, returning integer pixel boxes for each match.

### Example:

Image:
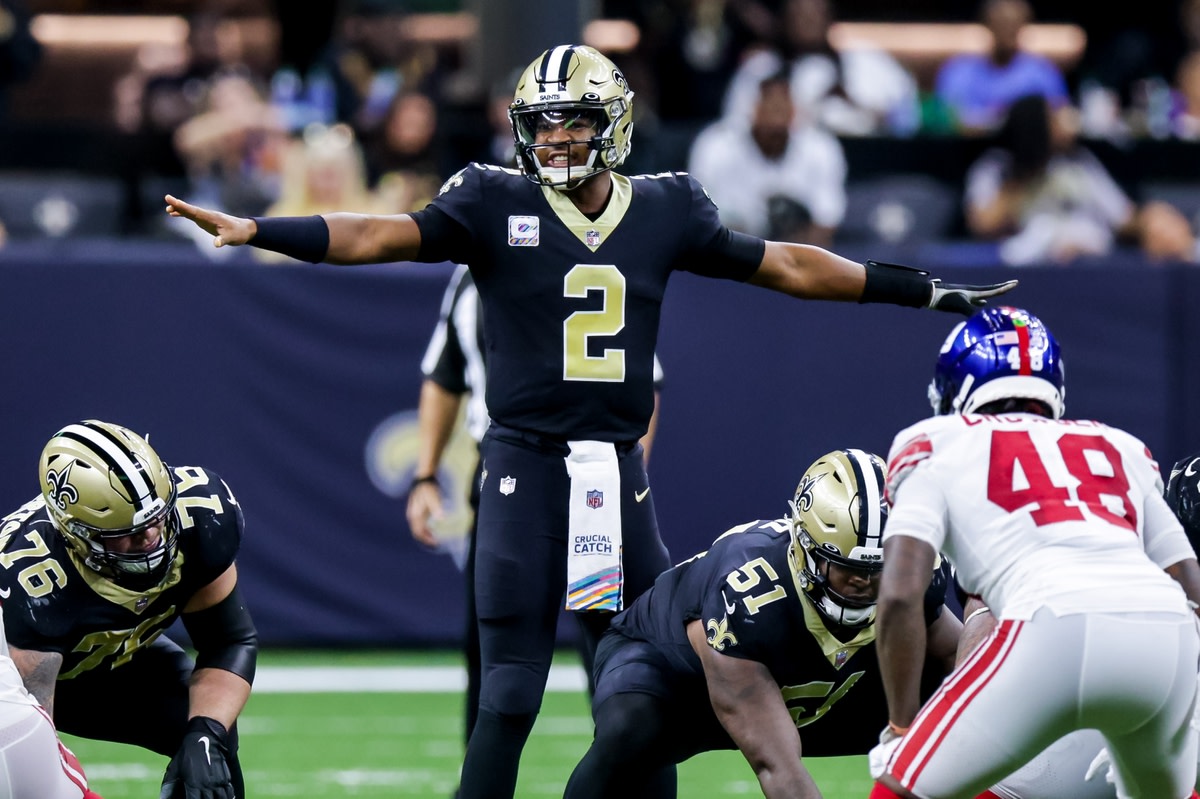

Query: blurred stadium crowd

[2,0,1200,264]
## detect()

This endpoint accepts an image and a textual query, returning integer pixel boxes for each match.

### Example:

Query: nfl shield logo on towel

[586,489,604,509]
[500,475,516,495]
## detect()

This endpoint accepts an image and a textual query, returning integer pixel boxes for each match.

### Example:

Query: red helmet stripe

[1013,318,1032,375]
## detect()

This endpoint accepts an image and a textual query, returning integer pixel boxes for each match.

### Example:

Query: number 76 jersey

[884,413,1196,621]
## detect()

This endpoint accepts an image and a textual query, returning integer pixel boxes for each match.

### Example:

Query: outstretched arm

[750,243,1018,315]
[164,195,423,265]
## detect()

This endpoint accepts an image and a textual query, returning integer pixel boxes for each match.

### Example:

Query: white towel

[564,440,623,611]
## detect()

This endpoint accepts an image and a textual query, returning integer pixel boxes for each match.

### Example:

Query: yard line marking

[253,664,589,693]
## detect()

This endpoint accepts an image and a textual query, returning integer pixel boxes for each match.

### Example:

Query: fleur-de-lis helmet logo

[44,460,79,512]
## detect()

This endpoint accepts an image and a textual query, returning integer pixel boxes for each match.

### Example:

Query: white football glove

[868,725,905,780]
[1084,746,1115,785]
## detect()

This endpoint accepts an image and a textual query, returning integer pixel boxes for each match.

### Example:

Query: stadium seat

[0,172,125,239]
[837,174,961,245]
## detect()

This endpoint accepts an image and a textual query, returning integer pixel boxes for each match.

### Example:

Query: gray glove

[928,277,1020,315]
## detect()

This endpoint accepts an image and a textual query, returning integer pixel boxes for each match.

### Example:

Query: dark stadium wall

[0,241,1195,647]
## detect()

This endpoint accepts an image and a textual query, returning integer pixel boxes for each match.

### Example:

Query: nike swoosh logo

[635,487,650,503]
[199,735,211,765]
[723,592,737,615]
[0,587,9,599]
[1186,458,1200,478]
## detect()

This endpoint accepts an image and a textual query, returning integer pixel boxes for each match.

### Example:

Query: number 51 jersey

[885,413,1196,620]
[0,466,243,680]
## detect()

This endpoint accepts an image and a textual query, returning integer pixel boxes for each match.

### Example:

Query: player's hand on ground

[867,724,904,780]
[406,480,445,548]
[159,716,236,799]
[928,278,1019,315]
[164,195,256,249]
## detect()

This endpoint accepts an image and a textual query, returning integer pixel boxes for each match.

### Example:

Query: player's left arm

[924,602,964,676]
[749,244,1017,315]
[876,534,936,730]
[180,564,256,730]
[8,645,63,715]
[686,620,822,799]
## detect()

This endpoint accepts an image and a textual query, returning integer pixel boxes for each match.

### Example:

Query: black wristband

[411,474,439,487]
[249,216,330,263]
[859,260,933,308]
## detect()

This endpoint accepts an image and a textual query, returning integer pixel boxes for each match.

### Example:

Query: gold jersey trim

[540,173,633,252]
[67,546,185,614]
[799,588,876,669]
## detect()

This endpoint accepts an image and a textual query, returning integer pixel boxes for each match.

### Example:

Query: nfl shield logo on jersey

[585,229,601,247]
[500,475,516,495]
[586,489,604,509]
[508,215,539,246]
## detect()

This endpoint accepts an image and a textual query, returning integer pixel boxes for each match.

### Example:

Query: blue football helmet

[928,306,1066,418]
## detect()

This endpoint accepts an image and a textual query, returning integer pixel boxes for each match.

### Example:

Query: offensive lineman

[0,420,257,799]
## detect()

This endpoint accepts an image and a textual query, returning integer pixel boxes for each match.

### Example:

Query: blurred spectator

[934,0,1069,136]
[0,0,41,122]
[644,0,768,128]
[363,89,450,213]
[255,122,387,261]
[721,0,921,137]
[689,69,846,246]
[964,94,1196,266]
[1073,0,1196,139]
[1171,50,1200,140]
[172,70,287,219]
[134,12,249,136]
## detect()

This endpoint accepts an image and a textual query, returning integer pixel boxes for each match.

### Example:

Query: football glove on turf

[159,716,236,799]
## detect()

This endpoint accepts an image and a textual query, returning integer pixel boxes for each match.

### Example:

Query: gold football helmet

[39,420,179,587]
[788,449,888,628]
[508,44,635,188]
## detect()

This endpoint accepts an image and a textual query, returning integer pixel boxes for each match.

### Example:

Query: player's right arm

[163,195,423,264]
[407,380,463,547]
[686,620,822,799]
[8,645,62,716]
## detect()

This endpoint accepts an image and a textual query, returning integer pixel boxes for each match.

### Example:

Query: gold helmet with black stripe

[508,44,635,188]
[39,420,179,588]
[787,448,888,628]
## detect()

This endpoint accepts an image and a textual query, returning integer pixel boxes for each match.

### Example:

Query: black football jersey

[0,466,243,679]
[610,518,948,756]
[423,164,759,441]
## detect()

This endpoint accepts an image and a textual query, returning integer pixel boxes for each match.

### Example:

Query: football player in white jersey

[944,449,1200,799]
[0,612,102,798]
[867,306,1200,799]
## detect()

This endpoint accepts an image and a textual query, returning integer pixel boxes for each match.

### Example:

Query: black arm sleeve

[249,216,331,263]
[182,584,259,684]
[859,260,933,308]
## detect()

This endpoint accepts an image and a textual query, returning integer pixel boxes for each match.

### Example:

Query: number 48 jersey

[885,413,1196,620]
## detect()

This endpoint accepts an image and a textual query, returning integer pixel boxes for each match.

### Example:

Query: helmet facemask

[787,449,888,629]
[40,420,181,590]
[509,45,634,189]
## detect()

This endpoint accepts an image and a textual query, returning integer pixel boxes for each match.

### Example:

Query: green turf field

[64,649,873,798]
